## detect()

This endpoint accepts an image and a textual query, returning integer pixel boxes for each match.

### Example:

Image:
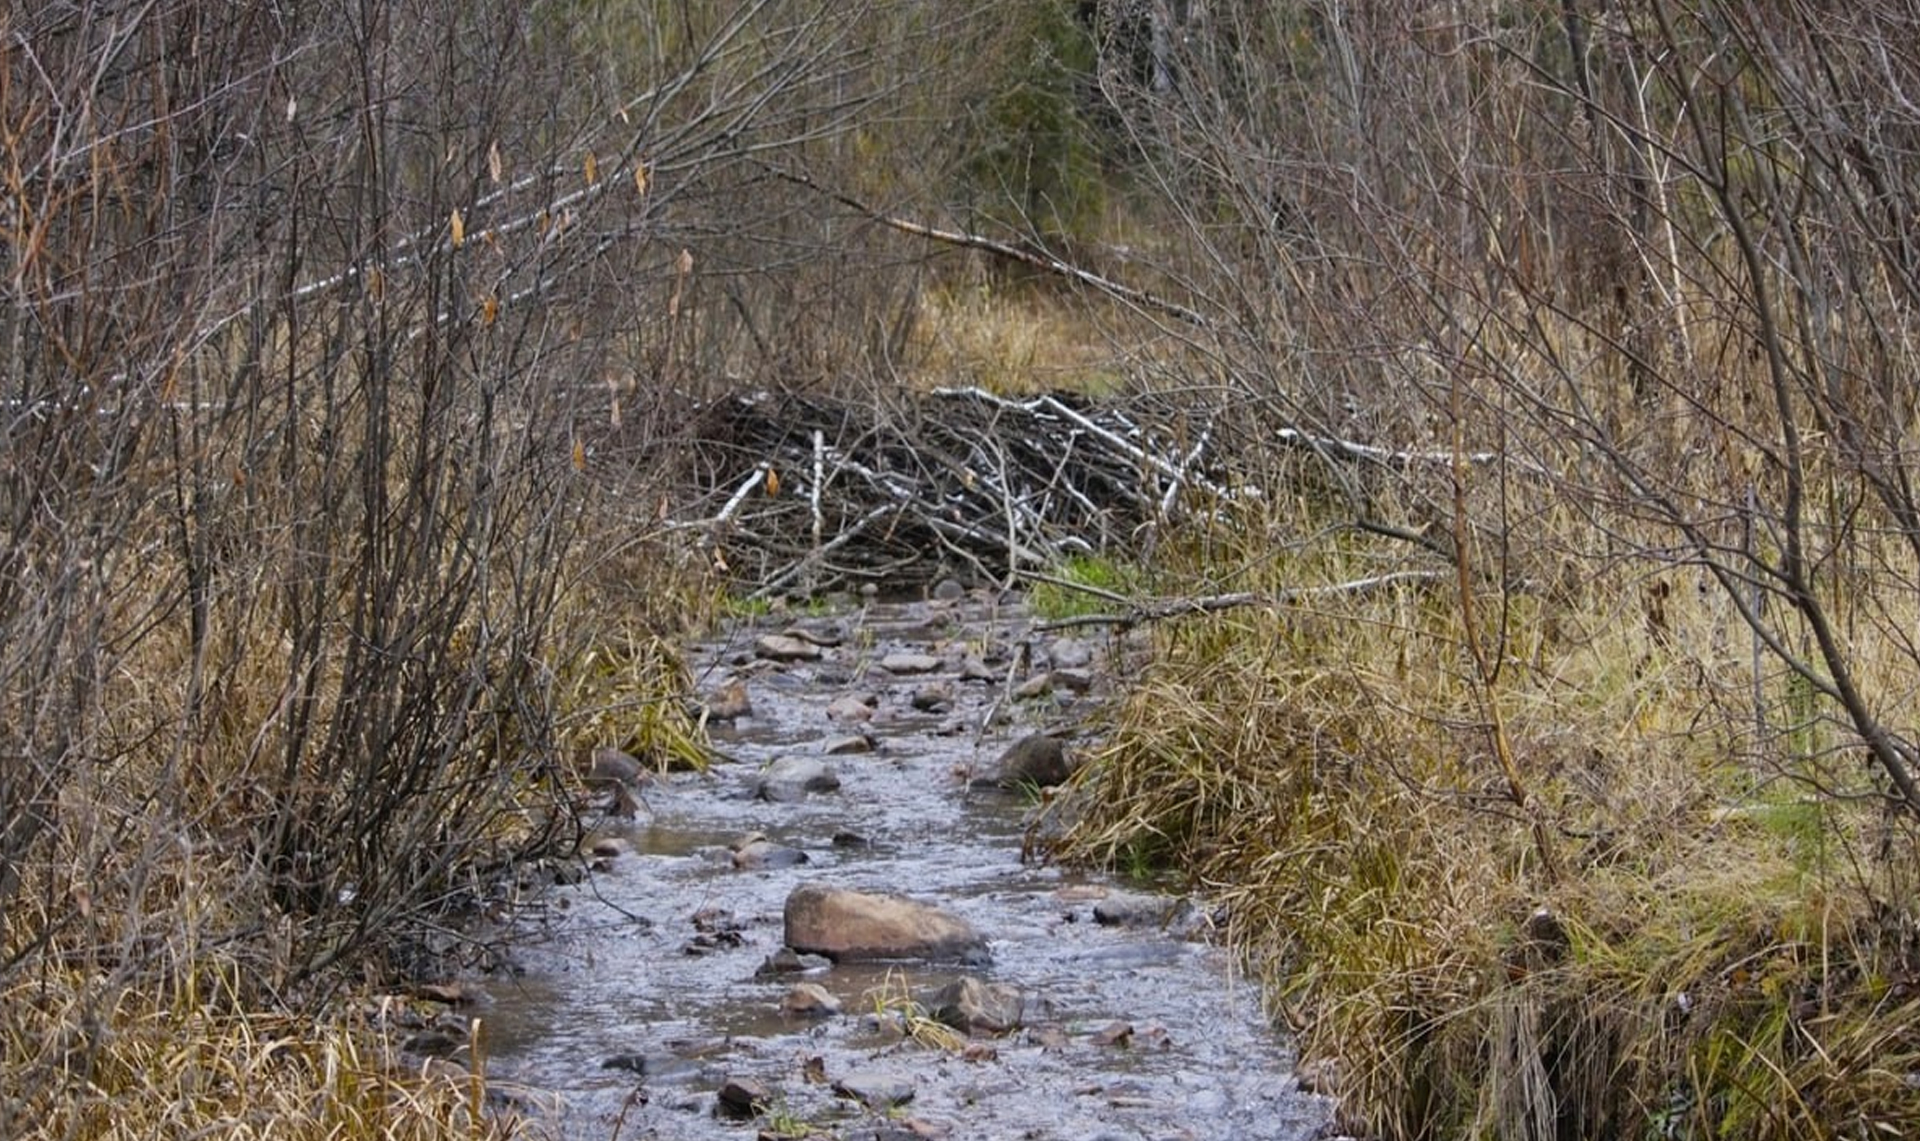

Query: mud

[481,592,1332,1140]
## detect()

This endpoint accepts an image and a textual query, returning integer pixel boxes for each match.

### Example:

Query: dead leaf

[450,208,465,248]
[634,164,649,195]
[764,468,780,496]
[584,151,598,185]
[572,439,586,471]
[480,295,498,326]
[487,140,503,184]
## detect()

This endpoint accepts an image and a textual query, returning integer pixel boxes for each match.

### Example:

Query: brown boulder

[783,884,989,964]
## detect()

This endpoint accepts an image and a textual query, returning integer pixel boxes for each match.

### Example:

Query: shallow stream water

[481,592,1332,1140]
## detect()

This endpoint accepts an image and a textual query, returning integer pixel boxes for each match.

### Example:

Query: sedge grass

[1047,485,1920,1141]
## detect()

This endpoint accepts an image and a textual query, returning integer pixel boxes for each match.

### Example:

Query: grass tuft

[1046,495,1920,1141]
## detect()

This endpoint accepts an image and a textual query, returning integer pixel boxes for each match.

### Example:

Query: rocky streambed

[475,589,1334,1140]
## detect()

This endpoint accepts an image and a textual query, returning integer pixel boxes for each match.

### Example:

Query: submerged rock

[752,756,840,802]
[731,833,809,870]
[833,1069,916,1109]
[930,976,1029,1034]
[783,884,989,964]
[755,948,834,977]
[716,1076,773,1119]
[782,981,842,1018]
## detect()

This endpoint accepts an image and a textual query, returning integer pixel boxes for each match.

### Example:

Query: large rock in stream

[783,884,989,964]
[971,733,1079,790]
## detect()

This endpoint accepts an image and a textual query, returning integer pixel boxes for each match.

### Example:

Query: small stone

[601,1053,694,1079]
[1090,1021,1134,1048]
[958,656,996,682]
[1048,638,1094,668]
[1092,890,1178,928]
[827,693,878,723]
[832,1070,915,1109]
[715,1077,772,1119]
[822,733,873,755]
[930,976,1028,1033]
[691,906,741,933]
[683,929,745,954]
[931,578,967,602]
[1012,673,1054,700]
[879,652,943,675]
[910,682,954,712]
[753,756,840,802]
[831,830,873,848]
[755,634,822,662]
[484,1081,564,1116]
[1050,668,1095,693]
[782,622,846,647]
[731,835,809,870]
[782,982,842,1018]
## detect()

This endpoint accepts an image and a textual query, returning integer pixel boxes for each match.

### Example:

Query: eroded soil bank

[480,591,1333,1140]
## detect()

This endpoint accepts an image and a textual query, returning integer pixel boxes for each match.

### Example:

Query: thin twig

[1031,571,1448,631]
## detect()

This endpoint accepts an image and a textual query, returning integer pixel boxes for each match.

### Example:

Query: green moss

[1029,553,1135,619]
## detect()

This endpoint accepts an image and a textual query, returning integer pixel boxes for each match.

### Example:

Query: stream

[480,590,1334,1140]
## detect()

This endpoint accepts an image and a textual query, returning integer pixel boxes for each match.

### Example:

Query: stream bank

[477,590,1335,1140]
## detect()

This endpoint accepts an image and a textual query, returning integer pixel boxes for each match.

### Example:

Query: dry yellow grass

[1046,470,1920,1140]
[908,279,1132,395]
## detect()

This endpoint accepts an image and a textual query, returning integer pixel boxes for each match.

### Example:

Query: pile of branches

[670,386,1235,594]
